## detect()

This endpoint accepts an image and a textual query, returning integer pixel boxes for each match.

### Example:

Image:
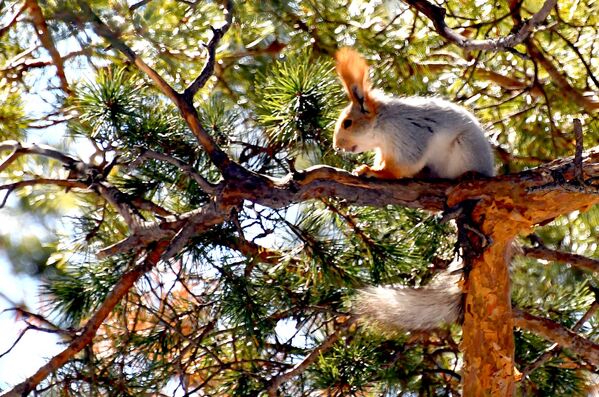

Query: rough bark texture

[448,151,599,396]
[460,205,523,396]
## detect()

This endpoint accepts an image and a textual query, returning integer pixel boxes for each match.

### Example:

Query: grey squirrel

[333,48,495,180]
[333,48,496,331]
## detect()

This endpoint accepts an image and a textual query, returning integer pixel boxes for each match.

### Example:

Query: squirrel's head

[333,48,379,153]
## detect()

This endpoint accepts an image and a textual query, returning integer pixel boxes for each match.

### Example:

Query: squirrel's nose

[333,136,346,151]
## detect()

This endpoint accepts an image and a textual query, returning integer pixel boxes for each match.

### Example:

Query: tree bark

[449,155,599,396]
[460,205,523,396]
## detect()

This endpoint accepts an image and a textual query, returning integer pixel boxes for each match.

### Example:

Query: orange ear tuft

[335,48,371,108]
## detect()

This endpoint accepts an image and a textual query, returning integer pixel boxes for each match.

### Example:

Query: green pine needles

[254,50,344,156]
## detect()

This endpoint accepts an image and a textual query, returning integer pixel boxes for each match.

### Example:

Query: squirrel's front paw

[353,164,376,178]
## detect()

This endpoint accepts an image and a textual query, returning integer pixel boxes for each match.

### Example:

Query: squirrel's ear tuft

[335,48,374,113]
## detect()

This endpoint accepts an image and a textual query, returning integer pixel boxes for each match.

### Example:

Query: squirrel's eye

[343,119,353,129]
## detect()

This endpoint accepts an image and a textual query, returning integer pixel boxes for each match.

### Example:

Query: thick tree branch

[183,0,233,100]
[513,308,599,367]
[25,0,70,94]
[97,147,599,258]
[521,246,599,273]
[401,0,557,52]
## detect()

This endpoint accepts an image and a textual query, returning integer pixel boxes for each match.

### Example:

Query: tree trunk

[460,203,523,396]
[458,191,532,397]
[453,162,599,396]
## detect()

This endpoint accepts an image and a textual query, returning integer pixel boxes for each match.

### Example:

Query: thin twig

[265,317,356,396]
[183,0,233,100]
[573,118,584,184]
[3,307,68,334]
[133,148,217,194]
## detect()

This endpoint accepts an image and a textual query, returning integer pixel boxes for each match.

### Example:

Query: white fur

[355,261,463,331]
[335,93,496,178]
[376,95,495,178]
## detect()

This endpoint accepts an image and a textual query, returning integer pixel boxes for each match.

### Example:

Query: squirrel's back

[374,96,496,178]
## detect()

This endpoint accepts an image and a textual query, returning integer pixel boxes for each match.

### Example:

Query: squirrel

[333,47,495,180]
[333,48,496,331]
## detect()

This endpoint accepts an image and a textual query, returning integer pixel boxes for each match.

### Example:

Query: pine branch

[519,301,599,379]
[513,308,599,367]
[72,1,232,171]
[265,317,357,396]
[1,241,169,397]
[401,0,557,52]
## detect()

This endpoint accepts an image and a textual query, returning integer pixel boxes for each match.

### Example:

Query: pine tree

[0,0,597,396]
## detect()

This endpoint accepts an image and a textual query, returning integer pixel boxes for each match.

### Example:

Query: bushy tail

[355,268,463,331]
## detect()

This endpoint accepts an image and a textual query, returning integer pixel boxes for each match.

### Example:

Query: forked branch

[401,0,557,52]
[73,0,232,171]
